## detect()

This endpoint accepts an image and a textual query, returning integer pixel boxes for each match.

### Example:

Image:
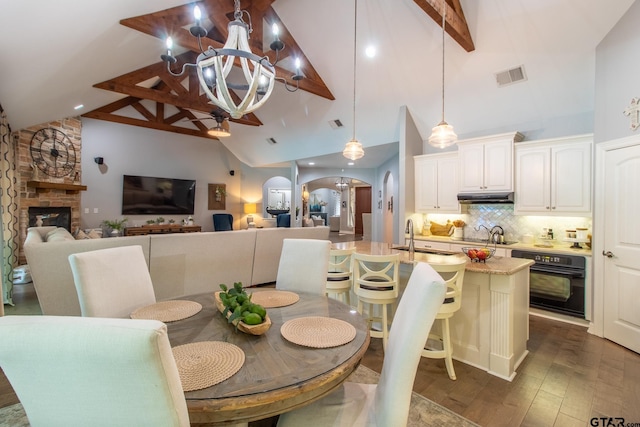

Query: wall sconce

[244,203,257,227]
[94,157,104,165]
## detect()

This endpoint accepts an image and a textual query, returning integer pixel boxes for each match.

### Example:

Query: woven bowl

[461,247,495,263]
[214,292,272,335]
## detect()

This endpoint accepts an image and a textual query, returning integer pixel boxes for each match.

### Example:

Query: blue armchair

[277,213,291,228]
[212,214,233,231]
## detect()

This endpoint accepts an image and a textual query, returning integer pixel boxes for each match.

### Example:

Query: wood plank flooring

[361,314,640,426]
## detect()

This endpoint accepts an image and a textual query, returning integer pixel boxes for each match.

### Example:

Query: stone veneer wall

[15,117,82,263]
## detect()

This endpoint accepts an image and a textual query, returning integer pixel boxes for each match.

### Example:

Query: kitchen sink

[392,246,457,255]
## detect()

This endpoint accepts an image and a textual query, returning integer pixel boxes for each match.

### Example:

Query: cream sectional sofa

[24,225,330,316]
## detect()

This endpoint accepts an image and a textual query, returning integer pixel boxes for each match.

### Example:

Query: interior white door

[603,143,640,353]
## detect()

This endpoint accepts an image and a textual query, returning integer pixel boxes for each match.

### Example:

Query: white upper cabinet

[514,134,592,216]
[414,153,460,213]
[457,132,524,193]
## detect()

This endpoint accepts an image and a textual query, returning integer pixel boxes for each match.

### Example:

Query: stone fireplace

[16,117,83,263]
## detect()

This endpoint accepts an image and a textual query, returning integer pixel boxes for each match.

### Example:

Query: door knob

[602,250,614,258]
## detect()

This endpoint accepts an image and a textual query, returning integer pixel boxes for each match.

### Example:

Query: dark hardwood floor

[362,315,640,427]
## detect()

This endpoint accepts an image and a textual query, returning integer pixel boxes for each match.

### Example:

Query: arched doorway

[303,176,371,236]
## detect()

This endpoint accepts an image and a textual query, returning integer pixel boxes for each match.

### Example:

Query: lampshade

[428,121,457,148]
[343,138,365,161]
[243,203,257,214]
[208,125,230,138]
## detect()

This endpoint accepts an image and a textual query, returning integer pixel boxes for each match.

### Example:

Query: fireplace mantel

[27,181,87,193]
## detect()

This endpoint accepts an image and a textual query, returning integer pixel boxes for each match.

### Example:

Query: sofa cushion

[46,228,75,242]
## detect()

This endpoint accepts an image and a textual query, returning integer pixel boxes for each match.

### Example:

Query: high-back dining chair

[352,252,400,351]
[326,247,355,305]
[213,213,233,231]
[421,258,468,380]
[276,238,331,295]
[277,262,446,426]
[0,315,190,427]
[69,245,156,318]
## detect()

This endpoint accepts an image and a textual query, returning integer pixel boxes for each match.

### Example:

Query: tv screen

[122,175,196,215]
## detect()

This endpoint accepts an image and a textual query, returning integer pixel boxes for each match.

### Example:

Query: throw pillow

[75,230,90,240]
[87,229,102,239]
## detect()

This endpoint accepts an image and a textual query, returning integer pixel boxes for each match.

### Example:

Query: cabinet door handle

[546,206,550,210]
[551,206,556,210]
[602,251,614,258]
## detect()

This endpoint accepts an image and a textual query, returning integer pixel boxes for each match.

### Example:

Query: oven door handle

[530,265,585,278]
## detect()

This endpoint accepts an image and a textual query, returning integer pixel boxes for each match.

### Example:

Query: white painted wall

[594,0,640,144]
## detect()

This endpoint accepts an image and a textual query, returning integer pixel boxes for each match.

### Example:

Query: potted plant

[145,219,155,226]
[101,217,128,237]
[156,217,165,225]
[169,219,176,225]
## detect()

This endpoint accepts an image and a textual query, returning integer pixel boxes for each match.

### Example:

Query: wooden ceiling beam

[413,0,475,52]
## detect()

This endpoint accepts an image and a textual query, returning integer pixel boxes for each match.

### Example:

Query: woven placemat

[130,300,202,322]
[172,341,245,392]
[281,316,357,348]
[251,290,299,308]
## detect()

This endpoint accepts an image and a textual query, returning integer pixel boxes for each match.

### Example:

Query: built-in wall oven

[510,250,586,319]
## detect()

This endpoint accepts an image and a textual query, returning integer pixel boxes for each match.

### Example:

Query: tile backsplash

[419,205,592,244]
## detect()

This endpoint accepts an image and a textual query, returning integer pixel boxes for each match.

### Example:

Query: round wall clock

[29,127,77,178]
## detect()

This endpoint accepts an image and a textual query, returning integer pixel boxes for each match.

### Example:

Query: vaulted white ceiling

[0,0,635,169]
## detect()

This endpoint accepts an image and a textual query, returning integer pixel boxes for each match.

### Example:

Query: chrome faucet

[405,219,415,253]
[475,224,491,245]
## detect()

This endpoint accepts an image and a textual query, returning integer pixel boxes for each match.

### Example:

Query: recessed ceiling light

[365,45,376,58]
[308,162,315,166]
[74,104,84,110]
[348,162,355,166]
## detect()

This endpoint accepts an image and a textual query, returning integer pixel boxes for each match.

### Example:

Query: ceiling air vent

[329,119,344,130]
[266,137,277,145]
[495,65,527,87]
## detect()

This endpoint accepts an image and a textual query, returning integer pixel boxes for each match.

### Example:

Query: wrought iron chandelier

[335,177,349,191]
[161,1,303,120]
[343,0,365,161]
[428,6,457,148]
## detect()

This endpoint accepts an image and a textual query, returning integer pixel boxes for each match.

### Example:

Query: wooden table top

[166,290,370,426]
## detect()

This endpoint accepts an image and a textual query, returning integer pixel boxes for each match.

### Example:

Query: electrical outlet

[84,208,89,214]
[93,208,99,214]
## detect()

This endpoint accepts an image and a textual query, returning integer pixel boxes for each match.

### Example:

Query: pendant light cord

[352,0,358,140]
[441,6,446,123]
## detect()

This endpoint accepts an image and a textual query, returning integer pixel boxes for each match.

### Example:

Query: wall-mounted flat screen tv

[122,175,196,215]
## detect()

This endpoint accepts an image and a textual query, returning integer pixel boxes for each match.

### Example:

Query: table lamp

[244,203,257,227]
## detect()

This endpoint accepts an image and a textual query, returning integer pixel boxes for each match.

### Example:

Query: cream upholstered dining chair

[277,262,446,426]
[326,247,355,305]
[276,238,331,295]
[421,258,468,380]
[0,315,190,427]
[352,252,400,351]
[69,245,156,318]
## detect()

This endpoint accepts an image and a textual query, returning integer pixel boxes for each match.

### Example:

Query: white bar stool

[421,258,467,380]
[353,253,400,351]
[326,248,355,305]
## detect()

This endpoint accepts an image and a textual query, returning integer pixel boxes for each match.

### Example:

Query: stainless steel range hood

[457,192,514,204]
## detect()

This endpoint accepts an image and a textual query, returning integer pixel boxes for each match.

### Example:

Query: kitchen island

[333,241,534,381]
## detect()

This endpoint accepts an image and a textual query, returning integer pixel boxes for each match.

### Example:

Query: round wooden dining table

[165,290,370,426]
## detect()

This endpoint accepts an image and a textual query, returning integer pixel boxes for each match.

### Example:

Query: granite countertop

[332,241,534,276]
[411,234,592,256]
